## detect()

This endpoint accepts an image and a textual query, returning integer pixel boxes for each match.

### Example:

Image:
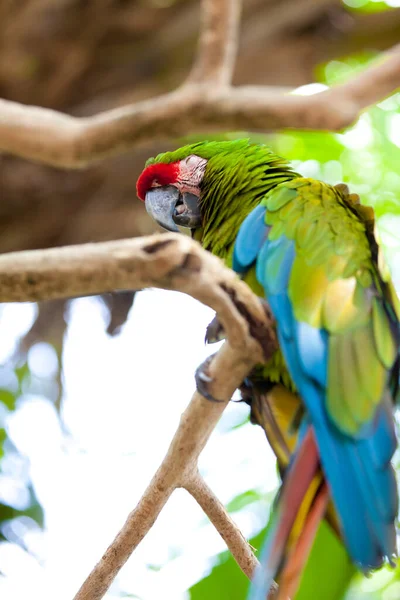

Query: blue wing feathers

[234,205,398,571]
[295,321,327,388]
[366,401,398,469]
[256,235,295,296]
[232,205,268,273]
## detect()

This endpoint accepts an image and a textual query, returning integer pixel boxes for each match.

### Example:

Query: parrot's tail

[248,427,327,600]
[277,481,329,599]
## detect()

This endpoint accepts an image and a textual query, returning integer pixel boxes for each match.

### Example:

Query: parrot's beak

[145,185,180,232]
[145,185,201,232]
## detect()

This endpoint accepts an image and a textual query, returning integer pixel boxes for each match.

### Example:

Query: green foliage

[225,490,262,513]
[190,527,265,600]
[296,523,356,600]
[0,389,16,412]
[342,0,393,13]
[266,55,400,221]
[190,521,355,600]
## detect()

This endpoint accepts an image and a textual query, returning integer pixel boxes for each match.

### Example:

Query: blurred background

[1,0,400,598]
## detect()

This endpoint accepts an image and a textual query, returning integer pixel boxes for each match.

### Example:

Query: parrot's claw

[195,354,225,402]
[205,315,226,344]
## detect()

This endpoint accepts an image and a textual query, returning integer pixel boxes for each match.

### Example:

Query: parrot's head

[136,140,295,256]
[136,152,207,233]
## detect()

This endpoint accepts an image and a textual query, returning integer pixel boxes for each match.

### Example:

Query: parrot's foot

[195,353,225,403]
[205,315,225,344]
[205,299,274,362]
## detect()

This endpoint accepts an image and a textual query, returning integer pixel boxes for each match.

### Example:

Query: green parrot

[136,140,400,599]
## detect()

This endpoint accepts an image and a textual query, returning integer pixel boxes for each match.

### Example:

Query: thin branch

[183,471,260,581]
[73,343,265,600]
[1,44,400,168]
[186,0,242,86]
[0,233,276,357]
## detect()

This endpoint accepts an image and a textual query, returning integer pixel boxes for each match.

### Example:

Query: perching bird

[136,140,400,599]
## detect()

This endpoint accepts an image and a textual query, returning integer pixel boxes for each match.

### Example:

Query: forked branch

[0,1,400,168]
[73,345,261,600]
[0,232,278,599]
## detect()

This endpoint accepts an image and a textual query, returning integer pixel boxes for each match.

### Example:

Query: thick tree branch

[0,233,276,356]
[0,42,400,168]
[327,43,400,110]
[186,0,242,86]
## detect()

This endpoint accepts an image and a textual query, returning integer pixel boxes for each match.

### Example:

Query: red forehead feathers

[136,162,180,201]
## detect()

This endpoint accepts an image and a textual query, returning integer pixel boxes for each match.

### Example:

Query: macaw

[136,140,400,599]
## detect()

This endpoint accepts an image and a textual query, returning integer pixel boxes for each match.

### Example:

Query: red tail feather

[268,428,320,569]
[277,482,330,599]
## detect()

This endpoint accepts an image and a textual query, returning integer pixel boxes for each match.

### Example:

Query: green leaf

[0,389,16,411]
[295,521,356,600]
[225,490,262,513]
[189,528,266,600]
[190,520,356,600]
[0,428,6,459]
[14,362,30,388]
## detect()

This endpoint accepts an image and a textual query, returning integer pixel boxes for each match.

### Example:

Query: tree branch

[327,43,400,111]
[184,472,280,598]
[0,231,278,598]
[183,471,261,581]
[186,0,242,86]
[73,344,268,600]
[0,39,400,168]
[0,233,276,357]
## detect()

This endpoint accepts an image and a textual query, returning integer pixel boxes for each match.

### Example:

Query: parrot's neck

[199,165,297,264]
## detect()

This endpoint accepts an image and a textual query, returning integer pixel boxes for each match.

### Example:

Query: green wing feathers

[263,178,398,436]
